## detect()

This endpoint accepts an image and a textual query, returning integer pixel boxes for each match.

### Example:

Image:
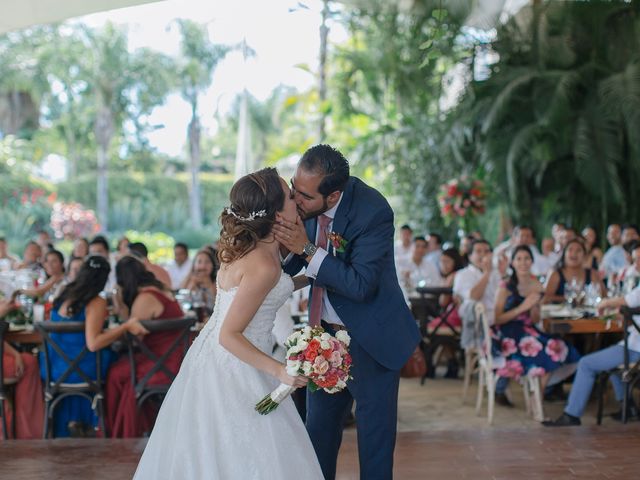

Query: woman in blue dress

[41,255,146,436]
[492,246,580,392]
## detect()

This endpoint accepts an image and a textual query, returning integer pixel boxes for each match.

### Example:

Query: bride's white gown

[133,272,323,479]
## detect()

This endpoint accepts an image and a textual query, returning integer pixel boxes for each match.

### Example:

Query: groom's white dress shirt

[304,194,345,326]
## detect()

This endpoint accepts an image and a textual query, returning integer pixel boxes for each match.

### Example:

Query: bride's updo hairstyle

[218,167,285,264]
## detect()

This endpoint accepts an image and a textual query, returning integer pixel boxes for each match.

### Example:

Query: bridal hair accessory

[225,206,267,222]
[255,326,352,415]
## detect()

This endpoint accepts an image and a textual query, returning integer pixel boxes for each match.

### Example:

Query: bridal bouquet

[255,326,352,415]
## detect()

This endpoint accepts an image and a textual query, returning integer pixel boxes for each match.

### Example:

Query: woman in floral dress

[492,245,580,391]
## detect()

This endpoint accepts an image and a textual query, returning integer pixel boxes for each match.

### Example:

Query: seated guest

[0,299,44,439]
[115,236,130,262]
[167,242,192,290]
[89,235,116,290]
[426,233,443,267]
[582,226,603,270]
[18,249,65,301]
[533,237,559,278]
[180,248,217,316]
[543,238,605,304]
[617,241,640,293]
[0,237,19,270]
[459,235,474,267]
[15,241,42,271]
[601,223,626,278]
[66,256,85,283]
[454,239,507,323]
[71,237,90,259]
[43,256,144,437]
[621,224,640,244]
[397,236,442,295]
[454,239,510,404]
[543,285,640,426]
[128,242,172,289]
[394,224,414,266]
[437,248,465,309]
[106,256,184,438]
[427,248,465,331]
[89,235,110,259]
[493,246,579,394]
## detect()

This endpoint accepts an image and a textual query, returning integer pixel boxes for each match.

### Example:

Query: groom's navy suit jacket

[285,176,420,370]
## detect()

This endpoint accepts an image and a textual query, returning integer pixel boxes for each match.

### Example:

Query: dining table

[541,304,624,335]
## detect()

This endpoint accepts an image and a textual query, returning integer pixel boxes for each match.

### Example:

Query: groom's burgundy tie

[309,214,331,327]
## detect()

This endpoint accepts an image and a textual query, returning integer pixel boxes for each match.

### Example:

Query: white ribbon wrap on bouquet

[270,383,296,403]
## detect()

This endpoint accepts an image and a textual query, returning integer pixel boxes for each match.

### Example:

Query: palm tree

[448,0,640,232]
[175,20,231,229]
[75,23,173,231]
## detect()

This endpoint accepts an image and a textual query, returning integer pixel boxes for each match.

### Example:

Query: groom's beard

[297,197,329,221]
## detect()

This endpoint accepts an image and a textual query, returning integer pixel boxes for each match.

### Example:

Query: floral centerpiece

[255,326,352,415]
[437,176,486,229]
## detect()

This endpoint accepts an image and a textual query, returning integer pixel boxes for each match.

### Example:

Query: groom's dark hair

[299,144,350,196]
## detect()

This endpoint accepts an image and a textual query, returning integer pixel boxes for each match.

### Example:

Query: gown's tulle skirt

[133,323,323,480]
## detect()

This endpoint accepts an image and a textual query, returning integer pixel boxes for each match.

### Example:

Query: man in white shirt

[454,239,511,405]
[601,223,626,278]
[454,239,506,326]
[533,237,559,278]
[396,236,442,296]
[166,242,193,289]
[394,224,414,266]
[544,284,640,426]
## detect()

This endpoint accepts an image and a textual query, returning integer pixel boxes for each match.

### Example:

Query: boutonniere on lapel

[327,232,348,256]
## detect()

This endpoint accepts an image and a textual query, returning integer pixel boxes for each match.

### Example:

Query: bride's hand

[277,365,308,388]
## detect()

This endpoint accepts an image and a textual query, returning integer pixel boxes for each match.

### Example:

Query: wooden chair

[36,321,107,438]
[595,306,640,424]
[413,286,462,384]
[474,304,544,424]
[0,321,18,439]
[125,317,196,415]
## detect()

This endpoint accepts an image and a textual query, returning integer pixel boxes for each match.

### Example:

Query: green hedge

[57,172,234,230]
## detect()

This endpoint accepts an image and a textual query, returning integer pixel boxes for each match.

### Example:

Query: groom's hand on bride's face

[274,216,308,256]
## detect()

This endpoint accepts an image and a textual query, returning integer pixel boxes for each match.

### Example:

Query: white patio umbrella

[0,0,160,34]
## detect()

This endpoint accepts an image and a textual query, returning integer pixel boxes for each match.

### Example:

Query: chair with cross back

[36,321,108,438]
[125,317,196,418]
[414,286,463,383]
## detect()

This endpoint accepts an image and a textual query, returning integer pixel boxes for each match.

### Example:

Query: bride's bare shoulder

[219,248,280,289]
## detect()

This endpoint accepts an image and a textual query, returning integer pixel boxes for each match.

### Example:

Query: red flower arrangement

[437,176,486,225]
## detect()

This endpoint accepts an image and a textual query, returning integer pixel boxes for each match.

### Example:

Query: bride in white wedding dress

[134,168,323,479]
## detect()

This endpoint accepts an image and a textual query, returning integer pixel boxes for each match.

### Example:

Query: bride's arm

[219,263,307,388]
[292,274,309,291]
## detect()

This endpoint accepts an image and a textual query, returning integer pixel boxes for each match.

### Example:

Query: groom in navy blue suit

[275,144,420,480]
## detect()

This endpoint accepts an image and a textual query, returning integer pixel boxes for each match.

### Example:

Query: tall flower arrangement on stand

[437,176,486,232]
[50,202,100,240]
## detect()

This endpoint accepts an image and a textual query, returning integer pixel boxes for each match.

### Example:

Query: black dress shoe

[495,393,515,408]
[542,412,581,427]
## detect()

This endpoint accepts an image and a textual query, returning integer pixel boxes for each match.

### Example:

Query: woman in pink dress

[1,299,44,439]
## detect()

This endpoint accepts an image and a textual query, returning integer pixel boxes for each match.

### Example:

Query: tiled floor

[1,378,638,479]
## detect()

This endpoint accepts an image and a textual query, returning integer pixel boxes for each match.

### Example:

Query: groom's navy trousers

[285,176,420,480]
[307,322,400,480]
